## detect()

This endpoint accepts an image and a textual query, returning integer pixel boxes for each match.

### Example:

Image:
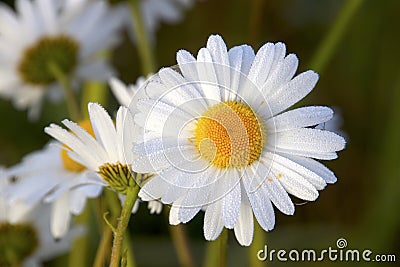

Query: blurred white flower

[45,103,152,199]
[0,0,125,119]
[0,172,81,267]
[2,142,102,239]
[132,34,346,246]
[140,0,196,38]
[123,0,199,43]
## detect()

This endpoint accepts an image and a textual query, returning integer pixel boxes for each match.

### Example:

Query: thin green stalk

[81,81,109,118]
[67,206,91,267]
[110,186,139,267]
[93,190,122,267]
[310,0,365,73]
[164,208,196,267]
[93,226,113,267]
[217,229,228,267]
[168,224,196,267]
[128,0,156,74]
[248,221,265,267]
[361,70,400,249]
[48,62,81,121]
[203,229,228,267]
[123,230,137,267]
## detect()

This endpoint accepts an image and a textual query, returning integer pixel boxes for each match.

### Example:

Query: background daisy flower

[2,143,102,238]
[0,174,82,267]
[123,0,199,43]
[0,0,125,119]
[45,102,151,197]
[131,34,346,246]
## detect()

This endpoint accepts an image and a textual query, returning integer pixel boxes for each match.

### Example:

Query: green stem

[168,224,196,267]
[123,230,137,267]
[164,208,196,267]
[217,229,228,267]
[48,62,81,121]
[248,221,265,267]
[128,0,156,74]
[93,226,113,267]
[67,206,91,267]
[309,0,365,73]
[109,186,139,267]
[203,229,228,267]
[81,81,109,119]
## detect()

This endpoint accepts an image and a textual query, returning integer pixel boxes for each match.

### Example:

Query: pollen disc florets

[18,35,79,86]
[0,222,39,266]
[193,101,266,169]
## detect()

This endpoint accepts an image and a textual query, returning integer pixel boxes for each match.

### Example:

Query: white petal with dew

[233,184,254,246]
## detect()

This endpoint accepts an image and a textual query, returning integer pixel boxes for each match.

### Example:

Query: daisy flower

[131,34,346,246]
[2,142,102,239]
[45,102,152,196]
[0,173,81,267]
[0,0,124,119]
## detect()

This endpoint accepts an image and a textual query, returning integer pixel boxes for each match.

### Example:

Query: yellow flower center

[60,120,94,172]
[18,35,79,85]
[193,101,266,169]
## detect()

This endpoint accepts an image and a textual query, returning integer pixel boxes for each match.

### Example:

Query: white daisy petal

[282,155,338,184]
[261,53,298,96]
[272,163,319,201]
[69,189,87,214]
[227,46,243,101]
[264,152,327,190]
[169,198,183,225]
[37,0,57,33]
[206,35,230,100]
[177,49,199,82]
[109,77,133,107]
[266,106,334,132]
[159,67,204,100]
[268,42,287,74]
[270,128,346,155]
[251,162,295,215]
[247,42,275,87]
[88,103,119,162]
[203,199,224,241]
[243,170,275,231]
[178,169,216,223]
[233,183,254,246]
[51,193,71,239]
[197,47,222,102]
[139,176,170,201]
[45,124,100,170]
[267,70,319,116]
[61,119,108,164]
[221,170,241,229]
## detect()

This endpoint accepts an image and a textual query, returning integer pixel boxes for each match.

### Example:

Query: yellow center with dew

[193,101,266,169]
[61,120,94,172]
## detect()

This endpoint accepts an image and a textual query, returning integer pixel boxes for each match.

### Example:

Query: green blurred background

[0,0,399,266]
